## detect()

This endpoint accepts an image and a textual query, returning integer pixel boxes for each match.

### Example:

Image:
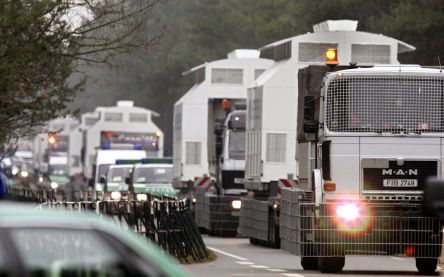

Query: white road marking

[392,257,406,261]
[249,265,269,269]
[282,274,306,277]
[267,268,287,272]
[207,246,249,261]
[236,261,254,265]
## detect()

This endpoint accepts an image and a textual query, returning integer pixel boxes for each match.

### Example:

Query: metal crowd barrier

[280,188,443,258]
[238,197,270,241]
[193,187,240,236]
[6,187,209,263]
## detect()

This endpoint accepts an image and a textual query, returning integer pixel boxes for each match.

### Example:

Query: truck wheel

[318,256,345,273]
[268,208,280,248]
[415,258,437,275]
[300,257,318,270]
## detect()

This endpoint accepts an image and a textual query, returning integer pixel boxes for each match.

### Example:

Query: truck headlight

[11,166,19,176]
[336,203,360,221]
[231,200,241,209]
[111,191,121,201]
[20,171,29,178]
[136,194,147,201]
[50,182,59,189]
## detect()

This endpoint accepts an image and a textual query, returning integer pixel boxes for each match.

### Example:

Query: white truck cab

[282,64,444,274]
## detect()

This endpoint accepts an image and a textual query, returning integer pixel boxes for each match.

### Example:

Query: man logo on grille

[382,169,418,176]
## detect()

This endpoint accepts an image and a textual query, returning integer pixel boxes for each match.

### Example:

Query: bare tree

[0,0,163,152]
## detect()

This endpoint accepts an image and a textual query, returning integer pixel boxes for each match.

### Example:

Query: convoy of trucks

[3,18,443,275]
[23,101,164,194]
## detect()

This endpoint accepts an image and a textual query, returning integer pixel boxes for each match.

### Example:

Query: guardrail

[6,187,209,263]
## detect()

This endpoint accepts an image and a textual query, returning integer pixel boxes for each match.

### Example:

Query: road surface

[182,236,436,276]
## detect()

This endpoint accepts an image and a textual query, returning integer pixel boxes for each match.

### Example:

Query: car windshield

[107,167,133,183]
[49,164,68,176]
[228,131,245,160]
[133,167,173,184]
[98,164,111,180]
[10,228,133,276]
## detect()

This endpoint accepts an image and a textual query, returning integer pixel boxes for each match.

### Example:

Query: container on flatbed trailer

[173,49,273,236]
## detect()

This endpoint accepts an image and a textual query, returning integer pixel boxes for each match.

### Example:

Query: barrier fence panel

[5,187,209,263]
[280,188,443,258]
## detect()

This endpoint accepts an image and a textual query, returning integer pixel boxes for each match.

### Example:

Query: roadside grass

[182,249,217,264]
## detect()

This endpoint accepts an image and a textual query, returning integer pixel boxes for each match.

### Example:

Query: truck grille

[363,160,437,192]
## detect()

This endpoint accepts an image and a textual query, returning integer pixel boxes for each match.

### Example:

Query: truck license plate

[383,179,418,187]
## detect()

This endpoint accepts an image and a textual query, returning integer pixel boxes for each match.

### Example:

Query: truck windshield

[229,131,245,160]
[326,75,444,133]
[133,167,173,184]
[107,167,133,183]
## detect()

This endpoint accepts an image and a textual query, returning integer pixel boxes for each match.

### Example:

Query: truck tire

[300,257,318,270]
[318,256,345,273]
[268,208,280,248]
[415,258,437,275]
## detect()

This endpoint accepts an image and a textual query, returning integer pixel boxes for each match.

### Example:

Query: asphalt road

[182,236,438,277]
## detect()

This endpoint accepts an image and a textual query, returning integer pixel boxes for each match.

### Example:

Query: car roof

[109,164,134,169]
[0,203,187,277]
[134,164,173,169]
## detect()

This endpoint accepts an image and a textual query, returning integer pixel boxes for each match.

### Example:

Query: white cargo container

[240,20,415,246]
[32,116,80,178]
[81,101,164,185]
[173,49,273,189]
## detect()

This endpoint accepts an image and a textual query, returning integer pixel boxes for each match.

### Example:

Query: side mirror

[304,96,318,133]
[423,178,444,219]
[304,121,319,133]
[99,175,106,184]
[215,120,224,158]
[214,121,224,137]
[304,96,316,121]
[125,177,131,185]
[88,178,94,188]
